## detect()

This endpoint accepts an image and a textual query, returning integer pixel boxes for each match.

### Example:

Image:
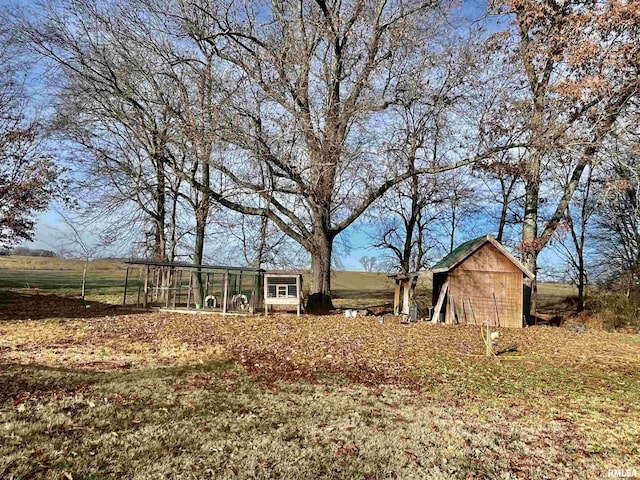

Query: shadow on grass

[0,363,103,404]
[0,291,134,322]
[0,361,239,405]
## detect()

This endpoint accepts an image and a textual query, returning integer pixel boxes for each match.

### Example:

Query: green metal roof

[431,236,486,270]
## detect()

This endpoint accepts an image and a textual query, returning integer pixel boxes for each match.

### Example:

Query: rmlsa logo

[608,468,638,478]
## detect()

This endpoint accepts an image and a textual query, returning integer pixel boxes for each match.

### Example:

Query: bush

[588,290,640,333]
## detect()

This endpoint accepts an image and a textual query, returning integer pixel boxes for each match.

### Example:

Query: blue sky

[12,0,532,272]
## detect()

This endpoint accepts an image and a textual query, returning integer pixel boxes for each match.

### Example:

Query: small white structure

[264,273,303,316]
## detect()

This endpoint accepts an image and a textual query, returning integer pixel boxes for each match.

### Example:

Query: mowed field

[1,256,638,479]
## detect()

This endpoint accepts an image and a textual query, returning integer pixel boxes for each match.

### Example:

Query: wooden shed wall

[444,243,524,328]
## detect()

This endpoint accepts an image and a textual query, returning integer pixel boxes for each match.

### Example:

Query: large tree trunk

[255,214,268,269]
[153,158,167,262]
[577,254,585,313]
[192,206,207,307]
[192,159,211,308]
[168,190,179,263]
[306,228,334,313]
[522,151,542,320]
[401,207,419,274]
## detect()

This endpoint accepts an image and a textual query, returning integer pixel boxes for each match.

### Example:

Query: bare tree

[358,256,378,272]
[14,0,178,262]
[49,208,98,300]
[491,0,640,315]
[166,0,515,310]
[550,164,598,312]
[475,152,525,245]
[591,117,640,291]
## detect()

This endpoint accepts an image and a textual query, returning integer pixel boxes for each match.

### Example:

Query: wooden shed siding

[456,243,522,274]
[441,243,524,328]
[446,270,522,327]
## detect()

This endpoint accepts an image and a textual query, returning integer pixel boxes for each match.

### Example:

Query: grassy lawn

[1,256,632,478]
[0,256,130,304]
[1,309,639,479]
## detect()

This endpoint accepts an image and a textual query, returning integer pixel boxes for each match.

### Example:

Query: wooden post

[153,268,159,301]
[222,270,229,314]
[165,268,171,305]
[296,275,302,316]
[492,292,501,328]
[81,261,87,301]
[393,280,401,316]
[410,275,418,317]
[264,275,269,315]
[467,298,476,325]
[402,280,410,315]
[123,266,130,305]
[486,322,491,357]
[449,295,457,325]
[461,298,468,325]
[220,272,224,307]
[250,274,256,312]
[187,270,193,309]
[432,281,448,323]
[165,269,171,308]
[174,270,181,308]
[136,268,142,307]
[143,265,150,309]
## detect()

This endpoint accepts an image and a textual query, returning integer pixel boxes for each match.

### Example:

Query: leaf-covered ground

[1,308,639,479]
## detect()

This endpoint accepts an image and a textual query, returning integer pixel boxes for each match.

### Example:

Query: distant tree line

[0,247,58,257]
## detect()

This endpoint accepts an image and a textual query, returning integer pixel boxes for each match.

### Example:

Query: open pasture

[0,256,577,313]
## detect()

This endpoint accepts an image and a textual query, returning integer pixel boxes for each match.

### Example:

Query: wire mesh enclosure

[122,261,264,315]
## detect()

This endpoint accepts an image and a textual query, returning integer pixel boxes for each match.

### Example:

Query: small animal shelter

[122,260,265,315]
[263,273,303,316]
[430,235,534,328]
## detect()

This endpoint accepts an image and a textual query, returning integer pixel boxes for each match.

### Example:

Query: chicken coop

[263,273,303,316]
[122,260,264,315]
[430,235,534,328]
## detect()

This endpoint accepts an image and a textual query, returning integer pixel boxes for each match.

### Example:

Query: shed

[431,235,534,328]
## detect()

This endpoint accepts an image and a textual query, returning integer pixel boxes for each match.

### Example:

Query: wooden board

[432,281,448,323]
[393,282,401,316]
[449,270,522,328]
